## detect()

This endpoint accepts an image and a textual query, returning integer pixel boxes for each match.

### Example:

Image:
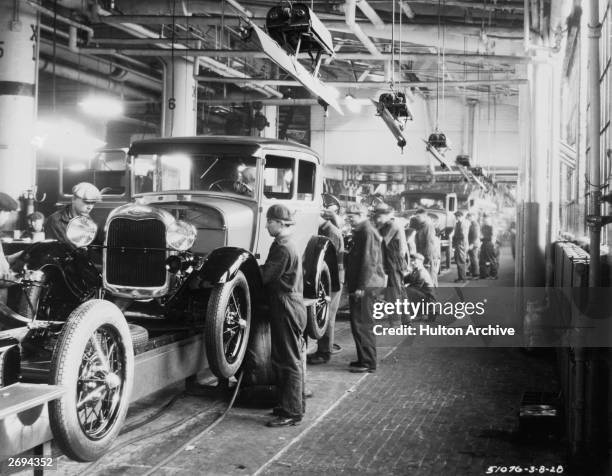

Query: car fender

[303,236,340,299]
[194,247,263,294]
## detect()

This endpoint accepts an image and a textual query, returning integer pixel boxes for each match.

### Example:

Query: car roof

[129,135,320,162]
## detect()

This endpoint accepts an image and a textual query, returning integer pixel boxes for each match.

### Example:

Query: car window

[62,150,127,196]
[132,153,257,197]
[296,160,316,201]
[263,155,295,199]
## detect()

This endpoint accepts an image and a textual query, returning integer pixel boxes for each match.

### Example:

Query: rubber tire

[128,324,148,354]
[205,271,251,379]
[241,317,274,387]
[306,262,331,340]
[49,300,134,462]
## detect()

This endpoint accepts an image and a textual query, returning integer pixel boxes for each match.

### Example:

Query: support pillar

[518,59,555,288]
[0,2,37,208]
[162,58,197,137]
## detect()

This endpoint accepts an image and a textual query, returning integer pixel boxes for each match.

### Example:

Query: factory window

[263,155,295,199]
[296,160,316,201]
[61,149,127,196]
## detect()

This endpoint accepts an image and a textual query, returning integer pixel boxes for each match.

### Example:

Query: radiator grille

[106,218,167,287]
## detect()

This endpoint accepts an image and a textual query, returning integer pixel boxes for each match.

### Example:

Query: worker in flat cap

[372,203,408,322]
[0,193,21,288]
[345,202,386,373]
[261,203,308,427]
[308,206,345,365]
[403,253,436,320]
[45,182,101,245]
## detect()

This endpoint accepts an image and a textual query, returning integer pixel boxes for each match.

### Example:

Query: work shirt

[346,220,386,293]
[405,266,436,301]
[44,205,75,244]
[452,218,469,248]
[261,235,303,294]
[318,219,344,275]
[481,223,496,242]
[415,217,441,261]
[379,219,408,281]
[468,219,481,247]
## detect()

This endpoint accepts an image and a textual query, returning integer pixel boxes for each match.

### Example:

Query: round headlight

[66,216,98,248]
[166,220,196,251]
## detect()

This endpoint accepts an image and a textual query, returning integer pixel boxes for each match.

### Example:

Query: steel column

[0,2,37,208]
[163,58,197,136]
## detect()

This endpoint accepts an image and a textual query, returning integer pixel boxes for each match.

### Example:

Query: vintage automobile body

[400,191,458,268]
[0,136,339,462]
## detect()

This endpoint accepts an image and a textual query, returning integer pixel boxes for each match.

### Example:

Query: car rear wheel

[49,300,133,462]
[306,262,331,340]
[205,271,251,379]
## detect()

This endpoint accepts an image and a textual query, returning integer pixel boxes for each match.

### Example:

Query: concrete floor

[11,247,581,475]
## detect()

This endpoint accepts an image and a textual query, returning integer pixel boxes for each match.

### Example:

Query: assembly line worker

[0,193,21,285]
[308,209,345,365]
[261,204,308,427]
[479,214,499,279]
[345,203,386,374]
[414,209,441,287]
[404,253,436,321]
[45,182,101,245]
[373,203,408,321]
[452,210,469,283]
[466,212,481,279]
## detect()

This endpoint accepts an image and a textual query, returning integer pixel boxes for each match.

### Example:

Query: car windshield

[132,153,258,197]
[403,195,445,210]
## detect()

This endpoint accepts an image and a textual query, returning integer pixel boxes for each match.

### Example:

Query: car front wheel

[205,271,251,379]
[49,300,134,462]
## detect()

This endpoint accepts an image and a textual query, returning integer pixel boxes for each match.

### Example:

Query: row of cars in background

[1,136,340,462]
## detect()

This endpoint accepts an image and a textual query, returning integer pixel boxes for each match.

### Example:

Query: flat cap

[372,203,394,216]
[345,203,367,215]
[454,210,464,217]
[0,192,18,212]
[267,203,295,224]
[72,182,101,203]
[28,211,45,221]
[410,252,425,261]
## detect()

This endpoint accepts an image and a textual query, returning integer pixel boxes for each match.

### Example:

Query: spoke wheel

[205,271,251,378]
[49,300,133,462]
[76,326,125,439]
[306,262,331,340]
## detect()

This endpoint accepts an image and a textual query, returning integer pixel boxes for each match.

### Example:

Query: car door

[255,151,321,263]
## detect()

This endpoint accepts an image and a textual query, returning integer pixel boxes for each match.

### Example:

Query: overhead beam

[80,46,532,64]
[97,14,524,38]
[399,1,524,12]
[195,76,527,88]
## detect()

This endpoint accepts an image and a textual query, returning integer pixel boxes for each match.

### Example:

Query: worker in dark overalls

[345,203,386,373]
[261,204,308,427]
[373,203,408,299]
[308,209,344,365]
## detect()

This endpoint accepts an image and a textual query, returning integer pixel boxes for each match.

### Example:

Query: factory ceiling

[31,0,563,106]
